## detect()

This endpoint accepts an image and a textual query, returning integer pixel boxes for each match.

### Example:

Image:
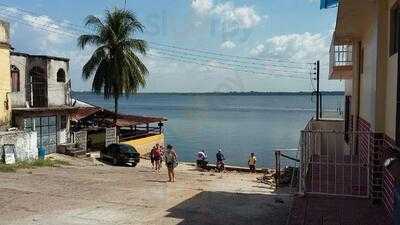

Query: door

[24,116,57,154]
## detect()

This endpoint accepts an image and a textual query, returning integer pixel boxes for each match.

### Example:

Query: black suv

[100,144,140,167]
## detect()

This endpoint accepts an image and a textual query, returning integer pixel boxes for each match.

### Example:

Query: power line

[0,2,323,81]
[151,46,309,71]
[0,1,318,68]
[151,50,309,77]
[149,41,310,65]
[0,1,315,68]
[148,53,311,80]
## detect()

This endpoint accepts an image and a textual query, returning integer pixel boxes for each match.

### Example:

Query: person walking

[248,152,257,173]
[150,145,156,169]
[153,144,162,173]
[164,144,177,182]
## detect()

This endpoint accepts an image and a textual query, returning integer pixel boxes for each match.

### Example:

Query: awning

[320,0,338,9]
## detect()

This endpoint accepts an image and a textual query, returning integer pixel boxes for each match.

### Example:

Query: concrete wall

[0,21,10,126]
[47,59,69,107]
[121,134,165,156]
[0,131,38,161]
[9,55,70,108]
[9,55,27,108]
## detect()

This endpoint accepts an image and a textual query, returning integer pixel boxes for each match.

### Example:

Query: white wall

[0,130,38,161]
[47,59,69,107]
[359,15,378,129]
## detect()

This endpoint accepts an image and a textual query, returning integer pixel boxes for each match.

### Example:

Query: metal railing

[299,130,371,198]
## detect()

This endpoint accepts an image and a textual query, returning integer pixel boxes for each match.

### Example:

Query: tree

[78,8,148,123]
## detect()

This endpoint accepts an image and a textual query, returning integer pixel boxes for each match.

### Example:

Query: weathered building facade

[8,52,73,153]
[0,20,11,128]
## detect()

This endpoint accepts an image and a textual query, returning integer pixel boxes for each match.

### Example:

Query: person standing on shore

[164,144,177,182]
[248,153,257,173]
[216,149,225,172]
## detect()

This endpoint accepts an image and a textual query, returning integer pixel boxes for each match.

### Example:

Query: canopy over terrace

[70,104,167,140]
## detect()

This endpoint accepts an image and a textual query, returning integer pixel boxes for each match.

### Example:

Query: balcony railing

[329,37,353,80]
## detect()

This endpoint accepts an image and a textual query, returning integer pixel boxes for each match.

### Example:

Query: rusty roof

[70,106,167,127]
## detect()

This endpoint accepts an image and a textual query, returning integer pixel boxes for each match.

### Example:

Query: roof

[70,105,167,127]
[70,107,102,122]
[11,51,70,62]
[12,106,77,117]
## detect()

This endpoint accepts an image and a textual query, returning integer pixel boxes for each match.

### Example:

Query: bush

[0,159,70,173]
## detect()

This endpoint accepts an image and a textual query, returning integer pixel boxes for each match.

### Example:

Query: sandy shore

[0,154,292,225]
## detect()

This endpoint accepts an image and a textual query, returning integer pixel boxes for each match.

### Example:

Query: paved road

[0,157,291,225]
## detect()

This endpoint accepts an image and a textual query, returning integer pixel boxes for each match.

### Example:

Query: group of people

[150,144,178,182]
[196,148,257,173]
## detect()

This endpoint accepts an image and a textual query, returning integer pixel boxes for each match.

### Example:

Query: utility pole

[124,0,127,9]
[315,60,320,121]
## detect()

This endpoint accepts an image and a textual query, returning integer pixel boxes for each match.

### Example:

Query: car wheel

[131,163,137,167]
[113,158,118,165]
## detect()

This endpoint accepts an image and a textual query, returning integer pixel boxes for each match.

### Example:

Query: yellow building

[0,20,10,127]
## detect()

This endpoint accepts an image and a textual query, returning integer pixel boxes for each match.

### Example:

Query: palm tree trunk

[114,95,119,125]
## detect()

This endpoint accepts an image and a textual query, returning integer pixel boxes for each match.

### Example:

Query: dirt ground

[0,154,292,225]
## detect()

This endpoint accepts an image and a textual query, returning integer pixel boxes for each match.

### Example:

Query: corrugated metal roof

[71,106,167,126]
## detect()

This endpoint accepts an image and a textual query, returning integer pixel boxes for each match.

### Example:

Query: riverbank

[0,154,292,225]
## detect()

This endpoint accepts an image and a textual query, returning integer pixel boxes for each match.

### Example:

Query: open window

[57,68,66,83]
[10,65,20,92]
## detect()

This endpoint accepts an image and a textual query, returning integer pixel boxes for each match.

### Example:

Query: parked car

[100,144,140,167]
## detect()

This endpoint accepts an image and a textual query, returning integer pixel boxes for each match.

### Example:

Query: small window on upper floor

[390,3,400,56]
[57,68,66,83]
[10,65,20,92]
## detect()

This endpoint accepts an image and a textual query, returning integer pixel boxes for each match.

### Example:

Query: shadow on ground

[165,191,290,225]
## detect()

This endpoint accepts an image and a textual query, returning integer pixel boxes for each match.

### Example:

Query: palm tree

[78,8,148,123]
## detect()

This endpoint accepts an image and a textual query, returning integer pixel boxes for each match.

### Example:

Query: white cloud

[220,40,236,49]
[213,2,261,29]
[191,0,214,15]
[191,0,264,29]
[22,14,67,44]
[250,32,328,63]
[249,44,265,56]
[2,7,73,48]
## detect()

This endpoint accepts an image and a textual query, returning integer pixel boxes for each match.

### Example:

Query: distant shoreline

[72,91,344,96]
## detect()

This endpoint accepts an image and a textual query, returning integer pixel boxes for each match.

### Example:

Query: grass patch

[0,159,70,173]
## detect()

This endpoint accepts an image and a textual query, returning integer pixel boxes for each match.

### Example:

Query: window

[10,65,20,92]
[57,68,66,82]
[390,4,400,56]
[60,115,67,129]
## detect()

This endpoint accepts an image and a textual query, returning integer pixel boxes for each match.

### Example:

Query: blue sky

[1,0,340,92]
